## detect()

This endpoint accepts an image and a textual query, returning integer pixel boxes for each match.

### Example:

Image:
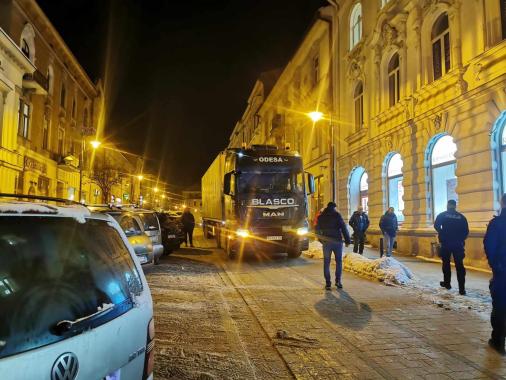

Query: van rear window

[0,217,143,359]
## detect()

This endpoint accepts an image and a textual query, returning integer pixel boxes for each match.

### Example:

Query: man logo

[263,211,285,217]
[51,352,79,380]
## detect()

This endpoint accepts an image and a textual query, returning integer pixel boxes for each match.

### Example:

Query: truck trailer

[202,145,314,259]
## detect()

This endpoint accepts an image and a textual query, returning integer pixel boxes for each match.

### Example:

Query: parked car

[88,206,160,266]
[127,208,164,262]
[0,197,155,380]
[157,212,185,254]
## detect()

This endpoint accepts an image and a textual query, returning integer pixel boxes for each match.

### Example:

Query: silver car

[127,209,164,263]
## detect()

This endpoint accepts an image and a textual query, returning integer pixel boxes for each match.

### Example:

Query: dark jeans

[353,231,365,254]
[323,241,343,286]
[183,226,194,246]
[490,274,506,346]
[440,244,466,290]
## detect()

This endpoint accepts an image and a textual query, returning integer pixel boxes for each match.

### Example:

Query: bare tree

[89,165,123,203]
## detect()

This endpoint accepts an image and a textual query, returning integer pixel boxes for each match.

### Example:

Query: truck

[202,144,315,259]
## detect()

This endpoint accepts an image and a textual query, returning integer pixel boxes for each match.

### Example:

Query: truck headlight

[236,228,250,238]
[296,227,308,236]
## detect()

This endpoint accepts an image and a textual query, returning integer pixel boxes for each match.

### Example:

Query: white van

[0,200,154,380]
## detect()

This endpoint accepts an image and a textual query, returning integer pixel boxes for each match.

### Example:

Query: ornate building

[228,0,506,269]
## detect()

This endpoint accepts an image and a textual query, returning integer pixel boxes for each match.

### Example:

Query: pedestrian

[313,207,324,230]
[349,206,370,254]
[316,202,351,290]
[434,199,469,295]
[379,207,398,257]
[181,207,195,247]
[484,193,506,355]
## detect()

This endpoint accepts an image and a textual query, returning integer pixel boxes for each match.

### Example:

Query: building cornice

[0,27,36,74]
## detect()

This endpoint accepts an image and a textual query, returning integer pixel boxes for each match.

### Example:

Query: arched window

[388,53,400,106]
[60,84,66,109]
[20,23,35,62]
[430,135,457,217]
[350,3,362,49]
[354,81,364,131]
[21,39,30,58]
[349,166,368,214]
[386,153,404,221]
[431,13,451,81]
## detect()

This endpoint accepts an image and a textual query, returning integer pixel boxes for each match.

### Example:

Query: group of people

[314,197,506,355]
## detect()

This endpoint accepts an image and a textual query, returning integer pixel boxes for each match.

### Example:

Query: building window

[17,99,30,139]
[429,135,457,218]
[501,0,506,39]
[38,176,50,196]
[360,172,369,212]
[42,117,49,150]
[386,153,404,221]
[349,166,368,214]
[60,84,66,109]
[21,39,30,58]
[350,3,362,49]
[312,55,320,87]
[354,81,364,131]
[388,53,400,106]
[431,13,451,81]
[20,24,35,62]
[57,127,65,155]
[71,99,76,119]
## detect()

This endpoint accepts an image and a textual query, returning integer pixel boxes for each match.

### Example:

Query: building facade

[229,0,506,269]
[0,0,102,202]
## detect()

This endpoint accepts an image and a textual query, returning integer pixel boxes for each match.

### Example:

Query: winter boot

[440,281,451,290]
[336,282,343,289]
[488,339,506,355]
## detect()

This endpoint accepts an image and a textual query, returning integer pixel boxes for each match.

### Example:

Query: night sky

[37,0,327,188]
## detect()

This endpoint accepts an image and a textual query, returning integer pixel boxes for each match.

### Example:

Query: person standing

[181,208,195,247]
[316,202,351,290]
[349,206,370,254]
[379,207,398,257]
[484,194,506,355]
[434,200,469,295]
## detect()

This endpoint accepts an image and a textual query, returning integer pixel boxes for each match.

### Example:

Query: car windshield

[138,213,159,231]
[0,216,143,359]
[238,172,304,194]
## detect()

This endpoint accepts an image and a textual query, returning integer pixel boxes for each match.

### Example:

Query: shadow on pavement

[175,247,213,256]
[314,290,372,331]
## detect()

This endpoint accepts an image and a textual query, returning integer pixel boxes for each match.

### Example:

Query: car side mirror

[223,172,233,196]
[306,173,315,195]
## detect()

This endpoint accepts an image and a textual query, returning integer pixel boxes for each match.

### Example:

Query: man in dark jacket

[316,202,351,290]
[484,194,506,355]
[349,206,369,254]
[181,208,196,247]
[434,199,469,295]
[379,207,398,257]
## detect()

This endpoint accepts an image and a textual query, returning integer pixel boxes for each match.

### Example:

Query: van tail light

[143,318,155,379]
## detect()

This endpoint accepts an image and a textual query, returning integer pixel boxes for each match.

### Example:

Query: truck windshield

[238,172,304,194]
[0,216,143,359]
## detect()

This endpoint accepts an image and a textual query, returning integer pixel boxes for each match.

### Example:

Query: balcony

[23,69,49,95]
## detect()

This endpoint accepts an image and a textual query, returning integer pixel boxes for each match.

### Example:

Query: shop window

[431,13,451,81]
[350,3,362,49]
[386,153,404,221]
[38,176,50,196]
[388,53,400,107]
[17,99,30,139]
[349,166,368,214]
[354,81,364,131]
[429,135,457,218]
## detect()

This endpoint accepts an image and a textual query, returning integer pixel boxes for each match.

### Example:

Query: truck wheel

[287,249,302,258]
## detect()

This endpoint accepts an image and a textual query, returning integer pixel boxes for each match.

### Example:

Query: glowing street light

[308,111,323,123]
[90,140,101,149]
[137,175,144,181]
[153,187,159,193]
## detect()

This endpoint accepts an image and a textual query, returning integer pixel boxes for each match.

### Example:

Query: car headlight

[236,228,250,238]
[296,227,308,236]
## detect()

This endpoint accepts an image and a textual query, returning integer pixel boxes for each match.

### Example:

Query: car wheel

[287,249,302,258]
[154,255,160,265]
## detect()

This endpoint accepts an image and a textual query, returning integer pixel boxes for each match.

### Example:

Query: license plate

[139,256,148,264]
[168,234,176,238]
[266,236,282,241]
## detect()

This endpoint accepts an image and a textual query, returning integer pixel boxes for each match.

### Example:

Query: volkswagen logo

[51,352,79,380]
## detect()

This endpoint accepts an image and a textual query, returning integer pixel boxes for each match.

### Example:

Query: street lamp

[79,139,101,203]
[90,140,101,149]
[308,111,336,203]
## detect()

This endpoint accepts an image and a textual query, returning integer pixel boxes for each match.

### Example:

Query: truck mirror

[306,173,315,195]
[223,172,232,195]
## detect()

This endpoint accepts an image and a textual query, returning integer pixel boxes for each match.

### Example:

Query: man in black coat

[349,206,369,254]
[484,194,506,355]
[181,208,196,247]
[316,202,351,290]
[434,199,469,295]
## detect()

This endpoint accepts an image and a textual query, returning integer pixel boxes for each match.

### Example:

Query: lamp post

[308,111,336,203]
[79,139,101,203]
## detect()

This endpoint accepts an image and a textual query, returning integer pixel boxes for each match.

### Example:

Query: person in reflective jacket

[433,199,469,295]
[484,194,506,355]
[316,202,351,290]
[349,206,370,254]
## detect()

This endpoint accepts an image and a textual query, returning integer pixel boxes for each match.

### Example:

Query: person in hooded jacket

[484,193,506,355]
[379,207,398,257]
[434,199,469,295]
[349,206,370,254]
[181,208,196,247]
[316,202,351,290]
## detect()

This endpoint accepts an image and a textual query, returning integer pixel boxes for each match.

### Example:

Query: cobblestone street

[145,236,506,380]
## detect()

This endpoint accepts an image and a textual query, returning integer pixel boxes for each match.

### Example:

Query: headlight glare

[236,228,250,238]
[296,227,309,236]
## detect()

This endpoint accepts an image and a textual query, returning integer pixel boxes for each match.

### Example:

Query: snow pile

[343,252,415,285]
[305,240,324,259]
[0,201,90,223]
